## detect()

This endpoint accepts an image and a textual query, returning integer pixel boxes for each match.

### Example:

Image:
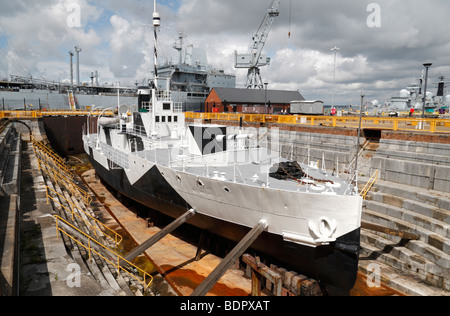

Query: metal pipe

[69,51,74,87]
[422,63,432,119]
[75,46,82,87]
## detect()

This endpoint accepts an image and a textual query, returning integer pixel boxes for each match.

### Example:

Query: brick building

[205,87,304,114]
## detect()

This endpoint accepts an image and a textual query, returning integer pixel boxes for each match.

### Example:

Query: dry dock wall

[224,125,364,172]
[370,132,450,192]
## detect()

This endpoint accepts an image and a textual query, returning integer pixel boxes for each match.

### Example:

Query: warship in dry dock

[83,0,363,294]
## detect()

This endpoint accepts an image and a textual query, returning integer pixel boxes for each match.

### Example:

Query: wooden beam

[242,254,282,296]
[361,221,420,240]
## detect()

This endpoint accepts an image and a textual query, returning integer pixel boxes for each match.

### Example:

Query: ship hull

[85,146,360,293]
[0,90,137,110]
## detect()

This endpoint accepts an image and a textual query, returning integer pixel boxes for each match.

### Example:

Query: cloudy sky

[0,0,449,105]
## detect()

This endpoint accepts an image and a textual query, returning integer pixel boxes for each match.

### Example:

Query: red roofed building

[205,87,305,114]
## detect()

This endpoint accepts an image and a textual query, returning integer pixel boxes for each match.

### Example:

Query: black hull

[87,153,360,293]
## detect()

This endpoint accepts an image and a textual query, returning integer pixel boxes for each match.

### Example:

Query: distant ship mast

[153,0,161,89]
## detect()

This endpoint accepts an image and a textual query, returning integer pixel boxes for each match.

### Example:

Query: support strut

[191,219,268,296]
[124,208,197,262]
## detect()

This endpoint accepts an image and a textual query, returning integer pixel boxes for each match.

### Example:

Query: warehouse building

[205,87,304,114]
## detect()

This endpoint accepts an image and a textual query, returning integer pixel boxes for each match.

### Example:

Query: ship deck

[87,133,356,197]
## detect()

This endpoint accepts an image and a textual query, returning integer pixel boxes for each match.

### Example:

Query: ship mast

[151,0,161,136]
[153,0,160,89]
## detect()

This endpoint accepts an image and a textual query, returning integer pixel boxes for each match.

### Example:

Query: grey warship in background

[1,32,234,112]
[0,74,137,110]
[138,32,235,112]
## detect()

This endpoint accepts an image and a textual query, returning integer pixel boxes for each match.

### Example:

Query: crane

[234,0,281,89]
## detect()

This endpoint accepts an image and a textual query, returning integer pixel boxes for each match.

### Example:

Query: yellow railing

[31,136,67,165]
[2,109,449,133]
[0,110,42,119]
[31,136,74,179]
[46,186,122,245]
[186,112,450,134]
[53,215,153,290]
[360,169,379,200]
[32,135,93,207]
[0,109,117,119]
[36,157,92,206]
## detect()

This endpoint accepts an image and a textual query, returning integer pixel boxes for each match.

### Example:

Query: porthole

[224,187,230,193]
[197,179,204,188]
[176,175,182,182]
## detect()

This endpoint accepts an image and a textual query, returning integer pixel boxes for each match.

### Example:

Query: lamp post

[264,82,269,114]
[331,46,340,109]
[75,46,82,87]
[422,63,432,119]
[354,89,364,188]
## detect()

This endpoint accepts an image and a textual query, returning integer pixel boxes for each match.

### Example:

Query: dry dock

[82,166,407,296]
[1,112,449,297]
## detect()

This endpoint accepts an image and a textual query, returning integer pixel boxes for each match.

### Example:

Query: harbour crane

[234,0,281,89]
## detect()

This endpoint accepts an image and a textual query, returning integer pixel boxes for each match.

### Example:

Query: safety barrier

[360,169,379,200]
[2,110,449,133]
[31,136,74,179]
[0,109,117,119]
[47,167,92,206]
[53,215,153,290]
[186,112,450,134]
[46,186,122,245]
[31,136,93,207]
[29,129,152,292]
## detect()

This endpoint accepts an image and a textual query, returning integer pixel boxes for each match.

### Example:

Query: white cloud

[0,0,449,104]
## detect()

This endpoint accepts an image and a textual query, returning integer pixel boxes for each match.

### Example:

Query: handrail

[360,169,379,200]
[34,153,75,185]
[0,109,117,119]
[31,136,66,164]
[46,186,122,245]
[31,137,74,178]
[53,215,153,290]
[185,112,450,134]
[32,135,93,206]
[37,158,92,206]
